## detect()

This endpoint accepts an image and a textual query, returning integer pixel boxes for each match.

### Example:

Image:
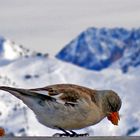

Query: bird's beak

[107,112,120,125]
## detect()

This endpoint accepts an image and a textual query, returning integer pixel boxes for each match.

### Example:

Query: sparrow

[0,84,122,137]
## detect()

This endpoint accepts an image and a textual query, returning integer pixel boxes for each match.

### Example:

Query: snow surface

[0,51,140,136]
[0,0,140,55]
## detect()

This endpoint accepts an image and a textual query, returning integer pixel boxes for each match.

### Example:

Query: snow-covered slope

[0,36,140,136]
[56,28,140,72]
[0,36,47,67]
[0,54,140,136]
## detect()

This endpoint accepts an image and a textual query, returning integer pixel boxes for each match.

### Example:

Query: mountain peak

[56,27,140,72]
[0,36,49,67]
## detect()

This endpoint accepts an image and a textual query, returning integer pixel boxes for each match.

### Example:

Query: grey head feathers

[101,90,122,114]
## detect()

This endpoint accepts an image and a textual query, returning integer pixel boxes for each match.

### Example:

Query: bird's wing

[0,84,97,106]
[29,84,97,106]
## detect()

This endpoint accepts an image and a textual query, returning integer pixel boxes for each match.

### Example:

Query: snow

[0,39,48,67]
[3,40,19,60]
[0,52,140,136]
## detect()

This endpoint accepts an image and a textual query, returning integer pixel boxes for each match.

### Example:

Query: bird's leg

[69,130,89,137]
[59,128,71,137]
[53,127,89,137]
[69,130,78,137]
[53,127,71,137]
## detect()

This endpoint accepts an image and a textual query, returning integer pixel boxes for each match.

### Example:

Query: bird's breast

[34,101,104,130]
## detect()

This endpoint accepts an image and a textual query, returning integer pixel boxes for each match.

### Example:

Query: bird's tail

[0,86,53,101]
[0,86,18,91]
[0,86,31,100]
[0,86,56,110]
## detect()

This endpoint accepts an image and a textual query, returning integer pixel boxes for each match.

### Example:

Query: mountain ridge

[56,27,140,72]
[0,36,49,67]
[0,34,140,136]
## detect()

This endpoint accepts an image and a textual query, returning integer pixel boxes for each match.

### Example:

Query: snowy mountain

[56,28,140,72]
[0,55,139,136]
[0,37,140,136]
[0,36,48,67]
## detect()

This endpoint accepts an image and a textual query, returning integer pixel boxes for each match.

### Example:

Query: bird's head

[102,90,122,125]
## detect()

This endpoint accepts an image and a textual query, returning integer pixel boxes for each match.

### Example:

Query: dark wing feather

[30,84,97,105]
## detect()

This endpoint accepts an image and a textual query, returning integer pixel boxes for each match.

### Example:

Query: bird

[0,84,122,137]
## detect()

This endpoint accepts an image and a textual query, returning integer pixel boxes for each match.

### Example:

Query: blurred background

[0,0,140,137]
[0,0,140,55]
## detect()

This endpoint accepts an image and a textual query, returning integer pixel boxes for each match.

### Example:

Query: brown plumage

[31,84,97,104]
[0,84,122,137]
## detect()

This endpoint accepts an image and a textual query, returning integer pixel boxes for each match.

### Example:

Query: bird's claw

[53,133,68,137]
[70,130,89,137]
[76,133,89,137]
[53,132,89,137]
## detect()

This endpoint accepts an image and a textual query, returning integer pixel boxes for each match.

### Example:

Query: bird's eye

[107,98,116,112]
[109,103,115,112]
